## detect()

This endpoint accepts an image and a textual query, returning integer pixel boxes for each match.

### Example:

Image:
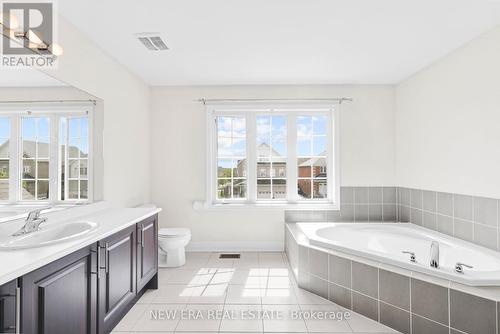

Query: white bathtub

[297,222,500,286]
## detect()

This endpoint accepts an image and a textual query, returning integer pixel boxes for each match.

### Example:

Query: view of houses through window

[216,116,247,199]
[214,108,333,204]
[256,115,287,199]
[0,111,90,202]
[297,116,327,199]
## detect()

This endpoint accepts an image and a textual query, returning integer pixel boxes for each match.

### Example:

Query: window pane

[37,161,49,179]
[313,136,327,156]
[257,179,271,199]
[38,118,50,137]
[69,138,79,158]
[217,159,232,178]
[313,116,327,135]
[232,118,246,137]
[23,140,36,158]
[297,116,312,136]
[68,180,79,199]
[272,179,287,199]
[233,179,246,198]
[80,159,88,179]
[217,117,232,137]
[0,160,8,179]
[69,119,79,138]
[272,139,286,156]
[297,137,312,156]
[23,160,36,179]
[80,140,89,158]
[297,158,312,177]
[80,180,88,199]
[0,180,8,200]
[37,140,49,158]
[257,161,270,178]
[217,179,231,199]
[0,139,8,159]
[37,180,49,200]
[22,118,36,140]
[81,118,89,137]
[22,181,35,200]
[298,179,312,199]
[68,159,79,179]
[313,158,327,177]
[0,118,10,137]
[256,116,270,146]
[233,159,246,177]
[273,161,287,177]
[313,180,327,199]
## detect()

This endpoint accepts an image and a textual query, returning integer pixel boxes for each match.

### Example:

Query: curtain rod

[196,97,353,105]
[0,99,97,105]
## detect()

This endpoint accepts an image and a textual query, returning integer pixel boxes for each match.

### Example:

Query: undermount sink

[0,221,99,250]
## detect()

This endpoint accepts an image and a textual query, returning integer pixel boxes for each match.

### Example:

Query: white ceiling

[0,68,66,87]
[59,0,500,86]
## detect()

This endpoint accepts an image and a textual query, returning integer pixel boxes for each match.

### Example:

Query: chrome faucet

[430,241,439,268]
[12,208,50,236]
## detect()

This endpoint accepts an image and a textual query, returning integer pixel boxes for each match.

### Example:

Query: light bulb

[49,43,63,56]
[0,12,19,30]
[27,29,43,45]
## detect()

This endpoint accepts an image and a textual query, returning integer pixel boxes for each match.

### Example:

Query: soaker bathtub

[297,222,500,286]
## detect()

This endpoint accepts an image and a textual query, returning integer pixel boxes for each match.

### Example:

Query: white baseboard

[186,241,283,252]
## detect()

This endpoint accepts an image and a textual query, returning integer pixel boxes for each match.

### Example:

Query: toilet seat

[159,228,191,237]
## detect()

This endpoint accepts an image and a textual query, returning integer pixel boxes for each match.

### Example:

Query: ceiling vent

[135,33,169,51]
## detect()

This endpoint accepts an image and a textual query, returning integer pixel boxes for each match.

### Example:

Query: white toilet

[158,228,191,267]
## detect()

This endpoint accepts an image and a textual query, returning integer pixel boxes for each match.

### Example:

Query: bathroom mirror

[0,67,103,209]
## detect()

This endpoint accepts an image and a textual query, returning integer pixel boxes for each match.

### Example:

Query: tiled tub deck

[285,223,500,334]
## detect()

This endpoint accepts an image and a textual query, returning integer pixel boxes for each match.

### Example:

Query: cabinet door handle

[141,225,145,248]
[105,243,109,274]
[96,246,101,279]
[15,286,20,334]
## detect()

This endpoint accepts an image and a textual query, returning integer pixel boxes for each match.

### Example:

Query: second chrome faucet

[430,241,439,268]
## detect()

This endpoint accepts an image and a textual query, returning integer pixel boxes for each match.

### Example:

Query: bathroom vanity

[0,205,160,334]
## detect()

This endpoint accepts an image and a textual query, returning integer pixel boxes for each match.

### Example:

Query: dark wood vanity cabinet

[17,214,158,334]
[21,245,97,334]
[137,215,158,291]
[97,224,137,334]
[0,279,17,333]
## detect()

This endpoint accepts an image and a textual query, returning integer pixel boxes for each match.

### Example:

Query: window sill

[192,200,340,211]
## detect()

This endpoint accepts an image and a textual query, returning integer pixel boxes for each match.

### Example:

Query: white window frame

[0,102,93,204]
[205,103,340,209]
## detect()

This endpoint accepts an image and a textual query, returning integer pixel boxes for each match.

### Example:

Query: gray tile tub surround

[285,228,500,334]
[397,187,500,251]
[284,186,398,223]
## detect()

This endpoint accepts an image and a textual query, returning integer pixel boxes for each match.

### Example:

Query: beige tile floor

[112,252,399,334]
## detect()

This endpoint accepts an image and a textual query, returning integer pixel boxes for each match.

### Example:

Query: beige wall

[40,16,151,207]
[395,24,500,199]
[151,85,395,250]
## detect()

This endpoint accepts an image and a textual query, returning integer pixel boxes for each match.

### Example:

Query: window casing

[206,104,340,208]
[0,104,93,204]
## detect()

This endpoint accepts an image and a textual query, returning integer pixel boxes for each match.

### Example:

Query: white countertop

[0,202,161,286]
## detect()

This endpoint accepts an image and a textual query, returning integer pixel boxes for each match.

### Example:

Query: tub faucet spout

[430,241,439,268]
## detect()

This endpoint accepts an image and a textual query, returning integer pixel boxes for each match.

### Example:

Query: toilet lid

[159,228,191,237]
